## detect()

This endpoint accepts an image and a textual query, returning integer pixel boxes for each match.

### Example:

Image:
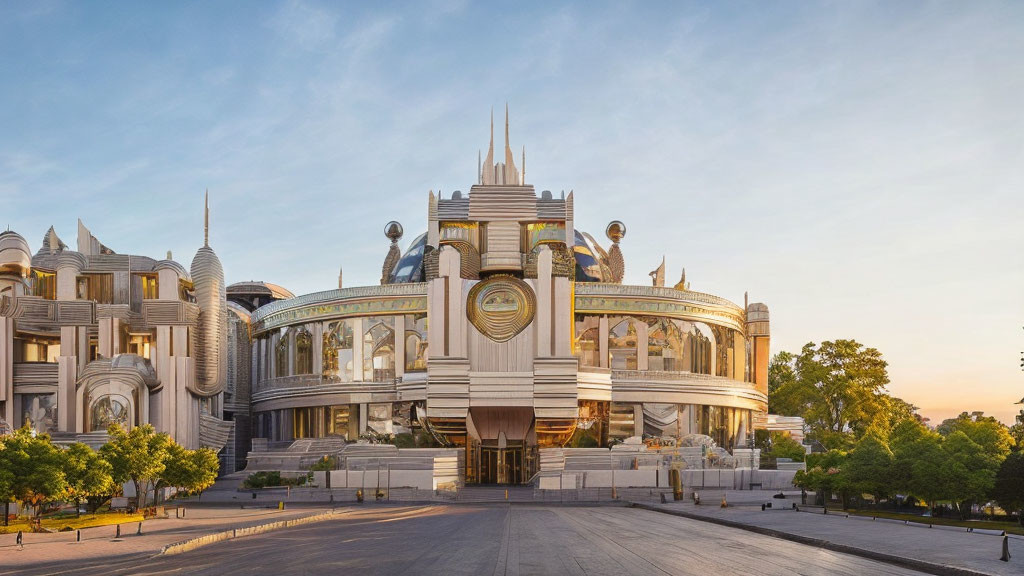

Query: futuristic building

[245,111,771,484]
[0,196,235,468]
[0,112,770,485]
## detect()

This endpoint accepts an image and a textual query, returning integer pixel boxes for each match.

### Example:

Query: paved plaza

[2,504,940,576]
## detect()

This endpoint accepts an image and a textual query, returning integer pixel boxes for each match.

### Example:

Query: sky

[2,1,1022,425]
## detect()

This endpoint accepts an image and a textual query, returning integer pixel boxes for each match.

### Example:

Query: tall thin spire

[482,108,495,185]
[503,102,517,183]
[204,189,209,247]
[521,145,526,184]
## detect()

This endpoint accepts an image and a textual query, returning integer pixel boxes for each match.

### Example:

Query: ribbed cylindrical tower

[189,196,228,397]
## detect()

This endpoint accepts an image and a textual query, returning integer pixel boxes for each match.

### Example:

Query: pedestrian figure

[16,530,23,549]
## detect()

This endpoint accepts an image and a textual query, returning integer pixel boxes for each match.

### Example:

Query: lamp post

[748,438,755,490]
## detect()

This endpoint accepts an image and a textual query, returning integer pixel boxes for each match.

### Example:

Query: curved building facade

[247,113,771,484]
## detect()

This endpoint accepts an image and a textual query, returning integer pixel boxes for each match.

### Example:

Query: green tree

[1008,409,1024,448]
[943,431,999,520]
[938,412,1015,459]
[770,341,893,449]
[764,432,806,462]
[162,444,220,495]
[767,351,804,416]
[992,451,1024,526]
[63,443,114,517]
[0,427,69,517]
[888,418,932,498]
[100,424,171,509]
[842,433,894,505]
[0,435,15,525]
[794,449,848,506]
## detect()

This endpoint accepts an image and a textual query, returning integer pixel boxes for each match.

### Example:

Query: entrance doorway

[478,445,524,485]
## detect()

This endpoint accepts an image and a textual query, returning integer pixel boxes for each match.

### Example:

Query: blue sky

[2,1,1022,424]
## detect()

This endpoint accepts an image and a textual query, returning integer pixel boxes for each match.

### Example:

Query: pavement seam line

[632,503,997,576]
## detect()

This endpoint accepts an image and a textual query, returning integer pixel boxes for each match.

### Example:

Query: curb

[632,503,995,576]
[159,510,345,556]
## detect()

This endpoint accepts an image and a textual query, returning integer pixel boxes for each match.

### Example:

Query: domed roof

[227,281,294,300]
[0,230,31,277]
[155,259,190,281]
[573,230,612,282]
[388,232,427,284]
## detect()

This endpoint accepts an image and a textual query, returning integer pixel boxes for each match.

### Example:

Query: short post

[115,524,121,538]
[182,507,186,518]
[76,529,81,542]
[137,521,143,535]
[16,530,23,549]
[1000,533,1011,562]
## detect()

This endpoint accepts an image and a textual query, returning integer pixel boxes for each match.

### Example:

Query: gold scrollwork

[467,275,536,342]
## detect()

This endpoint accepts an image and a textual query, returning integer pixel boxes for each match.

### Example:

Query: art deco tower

[190,192,228,398]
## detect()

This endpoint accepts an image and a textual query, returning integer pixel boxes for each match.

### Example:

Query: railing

[254,374,400,394]
[611,369,757,388]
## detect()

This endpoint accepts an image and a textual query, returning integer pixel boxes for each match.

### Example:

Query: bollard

[761,503,766,511]
[1000,533,1011,562]
[76,530,81,542]
[278,501,285,510]
[356,489,364,503]
[137,522,143,535]
[16,530,23,549]
[182,507,186,518]
[115,524,121,538]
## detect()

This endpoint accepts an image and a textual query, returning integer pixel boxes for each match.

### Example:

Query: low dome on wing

[0,230,31,277]
[573,230,612,282]
[389,232,427,283]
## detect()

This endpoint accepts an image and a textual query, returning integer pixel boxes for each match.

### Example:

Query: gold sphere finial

[384,221,404,243]
[605,221,626,244]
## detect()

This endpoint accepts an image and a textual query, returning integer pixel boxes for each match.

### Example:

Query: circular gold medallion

[467,276,536,342]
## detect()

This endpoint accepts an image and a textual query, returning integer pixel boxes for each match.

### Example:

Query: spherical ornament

[384,221,404,242]
[605,221,626,243]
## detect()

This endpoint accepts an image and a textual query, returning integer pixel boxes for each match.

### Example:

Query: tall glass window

[323,320,354,381]
[574,315,601,368]
[646,317,685,371]
[608,317,638,370]
[295,329,312,375]
[404,314,428,373]
[275,330,290,378]
[363,317,395,382]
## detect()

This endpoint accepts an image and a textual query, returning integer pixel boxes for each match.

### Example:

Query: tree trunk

[133,479,143,510]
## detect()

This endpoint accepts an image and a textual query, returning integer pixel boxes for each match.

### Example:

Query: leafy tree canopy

[0,427,69,516]
[767,340,900,449]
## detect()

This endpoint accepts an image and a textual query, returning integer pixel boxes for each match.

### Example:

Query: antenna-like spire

[482,108,495,185]
[204,189,209,247]
[521,145,526,184]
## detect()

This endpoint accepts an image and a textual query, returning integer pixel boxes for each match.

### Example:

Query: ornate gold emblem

[467,275,535,342]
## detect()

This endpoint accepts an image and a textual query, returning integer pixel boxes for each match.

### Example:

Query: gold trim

[467,275,536,342]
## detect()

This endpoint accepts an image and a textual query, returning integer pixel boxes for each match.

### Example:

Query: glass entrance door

[478,446,524,484]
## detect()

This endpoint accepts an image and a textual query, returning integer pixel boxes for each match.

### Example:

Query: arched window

[295,329,312,375]
[363,318,395,382]
[647,317,686,372]
[574,315,600,368]
[275,330,290,377]
[608,318,637,370]
[322,320,354,381]
[690,322,713,374]
[404,314,428,373]
[90,394,130,431]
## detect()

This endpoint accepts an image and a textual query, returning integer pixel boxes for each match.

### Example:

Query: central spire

[480,105,521,186]
[204,189,210,247]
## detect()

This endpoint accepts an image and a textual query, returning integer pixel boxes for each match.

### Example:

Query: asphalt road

[18,505,931,576]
